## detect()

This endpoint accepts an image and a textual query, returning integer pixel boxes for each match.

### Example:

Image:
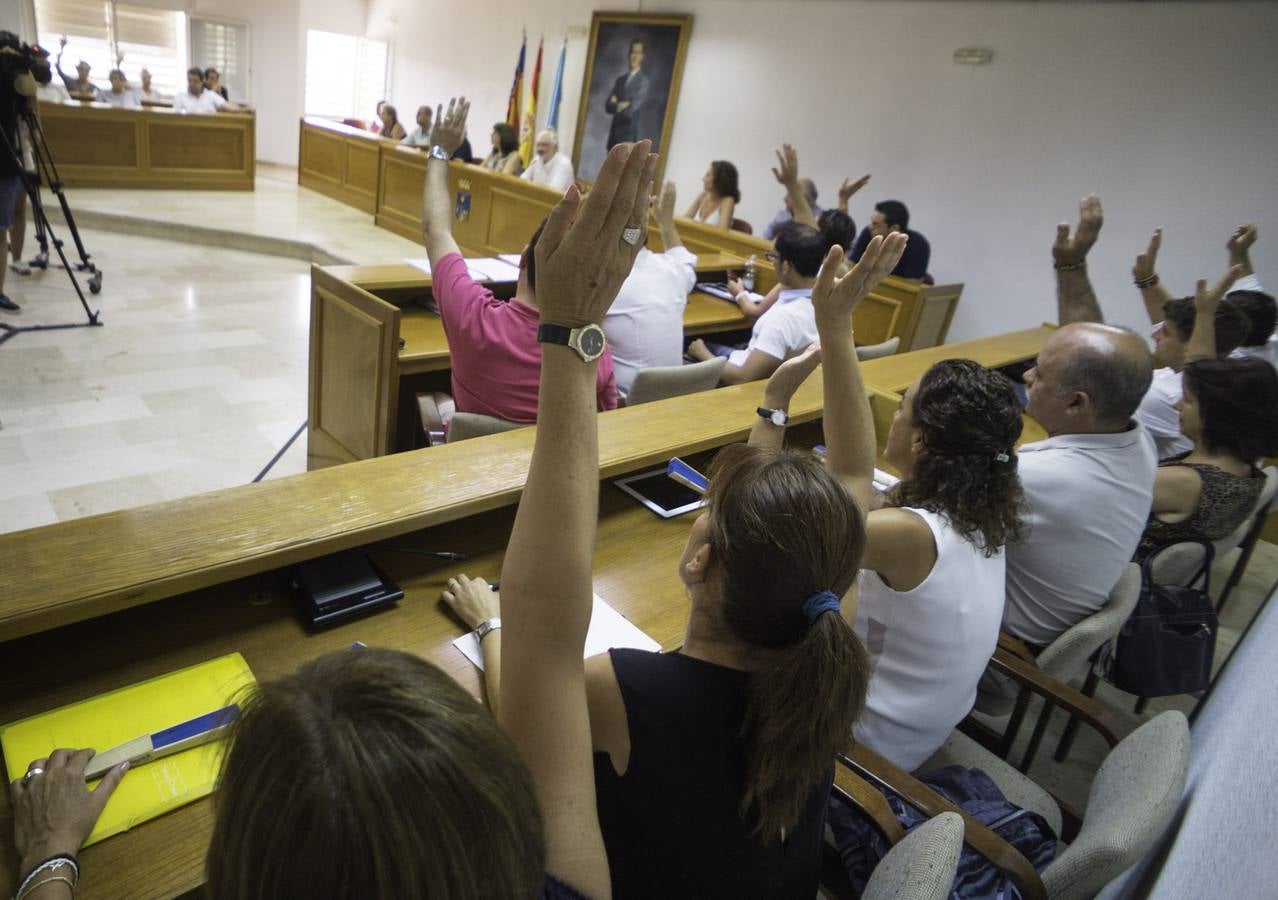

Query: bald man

[762,177,822,239]
[520,130,574,192]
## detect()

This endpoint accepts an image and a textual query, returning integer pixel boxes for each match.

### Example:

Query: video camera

[0,31,54,107]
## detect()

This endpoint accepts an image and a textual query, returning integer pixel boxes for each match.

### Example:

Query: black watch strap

[537,324,572,346]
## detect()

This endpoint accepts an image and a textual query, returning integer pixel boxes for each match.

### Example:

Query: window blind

[304,29,388,122]
[189,17,248,102]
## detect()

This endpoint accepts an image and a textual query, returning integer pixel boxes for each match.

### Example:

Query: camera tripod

[0,102,103,346]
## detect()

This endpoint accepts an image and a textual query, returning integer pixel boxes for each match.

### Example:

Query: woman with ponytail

[445,235,908,898]
[852,356,1026,771]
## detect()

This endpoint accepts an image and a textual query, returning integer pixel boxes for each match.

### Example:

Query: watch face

[770,410,787,426]
[578,326,606,358]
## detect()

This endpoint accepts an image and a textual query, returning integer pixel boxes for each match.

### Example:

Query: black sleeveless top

[594,649,830,899]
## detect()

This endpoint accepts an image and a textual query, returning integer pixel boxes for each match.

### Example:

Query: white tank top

[852,507,1006,772]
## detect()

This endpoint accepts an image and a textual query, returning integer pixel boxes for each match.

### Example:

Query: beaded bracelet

[1135,274,1160,288]
[1053,261,1087,272]
[14,856,79,900]
[18,873,75,899]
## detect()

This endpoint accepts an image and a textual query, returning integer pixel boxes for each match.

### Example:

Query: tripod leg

[27,113,96,274]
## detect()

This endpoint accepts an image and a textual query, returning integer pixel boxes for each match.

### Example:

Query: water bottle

[743,255,757,292]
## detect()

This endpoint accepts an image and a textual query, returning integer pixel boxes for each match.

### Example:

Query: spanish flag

[519,37,543,168]
[506,32,526,131]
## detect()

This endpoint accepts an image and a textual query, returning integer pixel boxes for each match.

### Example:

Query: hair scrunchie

[802,590,841,624]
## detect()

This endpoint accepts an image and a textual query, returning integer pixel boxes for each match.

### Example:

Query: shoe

[9,261,30,275]
[0,294,20,312]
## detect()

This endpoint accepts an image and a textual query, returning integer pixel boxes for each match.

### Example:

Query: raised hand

[1053,194,1104,267]
[534,140,657,328]
[1227,223,1258,256]
[764,343,822,408]
[1195,265,1244,314]
[1133,228,1162,283]
[812,233,908,326]
[771,143,800,186]
[429,97,470,155]
[654,179,677,225]
[838,174,871,207]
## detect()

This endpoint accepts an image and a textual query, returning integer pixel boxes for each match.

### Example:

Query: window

[190,18,249,103]
[35,0,186,96]
[304,30,388,122]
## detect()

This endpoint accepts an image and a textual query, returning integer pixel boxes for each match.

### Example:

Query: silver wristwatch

[428,144,450,162]
[475,617,502,641]
[757,406,789,427]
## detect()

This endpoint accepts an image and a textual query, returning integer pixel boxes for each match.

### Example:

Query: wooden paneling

[854,295,902,347]
[38,102,254,190]
[297,118,382,213]
[910,283,964,351]
[861,325,1055,394]
[299,127,343,185]
[374,145,428,241]
[307,267,400,470]
[344,141,381,209]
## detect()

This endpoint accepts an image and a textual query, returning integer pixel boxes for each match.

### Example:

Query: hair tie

[802,590,840,624]
[993,451,1010,463]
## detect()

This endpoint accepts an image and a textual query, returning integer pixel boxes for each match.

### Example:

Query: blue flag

[546,38,566,132]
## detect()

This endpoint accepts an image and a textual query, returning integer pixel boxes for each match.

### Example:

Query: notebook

[0,653,257,846]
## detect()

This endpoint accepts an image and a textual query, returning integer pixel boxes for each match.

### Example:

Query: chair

[861,812,964,900]
[730,218,753,234]
[908,284,963,351]
[979,565,1142,770]
[856,336,901,361]
[447,412,526,443]
[626,357,726,405]
[1214,465,1277,612]
[921,711,1189,900]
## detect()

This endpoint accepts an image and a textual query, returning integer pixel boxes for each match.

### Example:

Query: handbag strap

[1140,540,1215,593]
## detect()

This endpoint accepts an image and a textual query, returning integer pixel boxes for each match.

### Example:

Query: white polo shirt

[102,88,141,108]
[172,88,226,114]
[603,246,696,400]
[1002,421,1157,647]
[727,288,816,369]
[521,151,575,191]
[1135,367,1191,459]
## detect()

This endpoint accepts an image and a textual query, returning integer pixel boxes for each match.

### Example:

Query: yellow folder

[0,653,257,846]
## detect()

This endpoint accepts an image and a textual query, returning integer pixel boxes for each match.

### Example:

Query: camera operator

[0,32,50,311]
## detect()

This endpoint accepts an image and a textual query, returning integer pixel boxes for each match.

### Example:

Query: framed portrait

[572,12,693,184]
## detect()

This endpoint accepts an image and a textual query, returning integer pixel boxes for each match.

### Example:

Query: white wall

[367,0,1278,341]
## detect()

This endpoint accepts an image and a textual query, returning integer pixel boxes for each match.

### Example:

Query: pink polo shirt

[433,253,618,423]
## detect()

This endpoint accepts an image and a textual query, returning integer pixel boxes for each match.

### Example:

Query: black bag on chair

[1100,541,1218,697]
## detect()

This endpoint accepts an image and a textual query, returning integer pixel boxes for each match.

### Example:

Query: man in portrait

[605,38,649,149]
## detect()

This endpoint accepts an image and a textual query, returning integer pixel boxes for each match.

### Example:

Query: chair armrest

[997,630,1036,663]
[841,742,1047,900]
[831,764,906,845]
[416,391,451,447]
[988,647,1122,748]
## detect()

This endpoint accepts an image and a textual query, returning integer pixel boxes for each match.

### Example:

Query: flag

[519,37,543,167]
[505,32,526,131]
[546,38,566,133]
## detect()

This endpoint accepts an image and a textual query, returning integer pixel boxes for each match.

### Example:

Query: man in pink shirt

[421,100,617,422]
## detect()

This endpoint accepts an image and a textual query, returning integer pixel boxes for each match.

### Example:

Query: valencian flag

[546,38,566,132]
[505,31,526,130]
[519,37,544,167]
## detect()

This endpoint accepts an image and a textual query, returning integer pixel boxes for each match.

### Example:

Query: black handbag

[1100,541,1218,697]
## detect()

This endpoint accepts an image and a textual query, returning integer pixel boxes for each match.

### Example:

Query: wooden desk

[860,325,1055,393]
[306,260,751,469]
[0,325,1050,897]
[39,101,255,190]
[294,118,943,350]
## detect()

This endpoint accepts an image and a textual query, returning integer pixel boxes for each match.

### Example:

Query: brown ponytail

[706,444,872,841]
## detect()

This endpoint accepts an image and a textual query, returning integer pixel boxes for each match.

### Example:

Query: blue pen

[83,705,239,780]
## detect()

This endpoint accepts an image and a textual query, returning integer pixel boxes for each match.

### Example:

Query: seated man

[603,180,696,401]
[101,70,141,108]
[761,176,821,239]
[1001,199,1161,649]
[401,105,434,147]
[1126,214,1250,457]
[172,67,247,114]
[848,199,930,280]
[421,98,616,422]
[54,38,102,101]
[520,130,575,192]
[686,222,824,385]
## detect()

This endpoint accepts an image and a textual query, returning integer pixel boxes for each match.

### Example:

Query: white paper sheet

[498,253,523,268]
[465,256,522,283]
[405,258,432,275]
[453,594,661,670]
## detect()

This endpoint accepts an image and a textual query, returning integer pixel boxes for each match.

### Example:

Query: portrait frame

[571,12,693,185]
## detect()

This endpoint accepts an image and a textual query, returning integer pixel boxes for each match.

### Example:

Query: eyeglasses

[764,250,779,264]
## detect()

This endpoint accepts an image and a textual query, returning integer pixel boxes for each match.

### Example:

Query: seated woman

[483,122,523,176]
[853,357,1025,772]
[684,160,739,230]
[1137,280,1278,559]
[6,127,661,900]
[445,238,912,897]
[377,103,407,141]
